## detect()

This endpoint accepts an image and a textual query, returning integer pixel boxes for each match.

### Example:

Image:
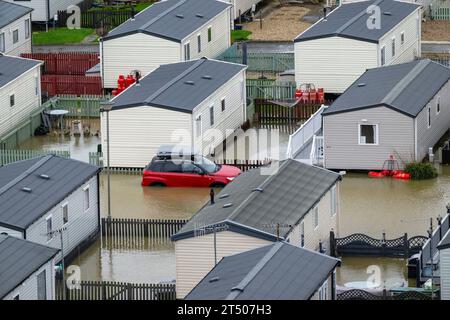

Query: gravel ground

[422,21,450,42]
[242,4,320,41]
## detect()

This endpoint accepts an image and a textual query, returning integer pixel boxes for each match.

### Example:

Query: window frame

[380,46,386,66]
[184,42,191,61]
[10,93,15,107]
[436,96,441,115]
[209,105,215,127]
[313,206,319,230]
[391,37,396,58]
[207,26,212,42]
[299,220,305,247]
[400,31,405,46]
[13,29,19,44]
[195,115,202,138]
[221,98,226,112]
[197,33,201,53]
[0,32,5,53]
[62,202,69,225]
[330,185,337,217]
[46,216,53,242]
[427,106,431,128]
[83,186,90,212]
[358,123,379,146]
[25,18,31,39]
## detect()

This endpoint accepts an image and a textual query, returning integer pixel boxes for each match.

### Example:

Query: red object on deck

[368,171,386,178]
[295,84,324,104]
[393,172,411,180]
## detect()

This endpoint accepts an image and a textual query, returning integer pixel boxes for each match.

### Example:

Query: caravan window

[359,124,378,145]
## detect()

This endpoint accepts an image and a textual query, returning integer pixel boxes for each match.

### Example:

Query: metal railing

[310,135,324,166]
[286,105,326,159]
[0,149,70,166]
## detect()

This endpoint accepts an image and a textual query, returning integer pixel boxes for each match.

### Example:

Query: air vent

[223,203,233,208]
[175,14,184,18]
[219,193,229,199]
[209,277,220,283]
[39,174,50,180]
[383,11,392,15]
[202,75,212,80]
[196,13,204,18]
[184,80,195,85]
[357,83,366,87]
[252,187,263,192]
[22,187,32,193]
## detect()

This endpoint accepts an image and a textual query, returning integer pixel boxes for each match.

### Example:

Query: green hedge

[404,162,438,180]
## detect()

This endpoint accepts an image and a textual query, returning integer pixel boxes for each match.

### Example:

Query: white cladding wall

[175,230,272,299]
[25,176,99,262]
[2,259,55,300]
[101,33,180,89]
[286,183,339,253]
[182,9,231,61]
[193,70,246,155]
[378,9,421,66]
[415,80,450,161]
[3,0,79,21]
[101,106,192,168]
[441,248,450,300]
[0,65,41,138]
[294,37,378,93]
[310,274,334,300]
[229,0,261,20]
[323,106,415,170]
[0,13,32,56]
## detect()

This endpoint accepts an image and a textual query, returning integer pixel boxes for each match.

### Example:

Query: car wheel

[210,183,226,188]
[151,182,166,187]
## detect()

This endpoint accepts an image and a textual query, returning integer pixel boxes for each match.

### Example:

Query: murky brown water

[23,121,450,286]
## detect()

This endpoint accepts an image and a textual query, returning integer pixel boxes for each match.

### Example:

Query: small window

[380,46,386,66]
[313,206,319,230]
[10,94,15,107]
[330,185,337,217]
[197,34,201,53]
[35,76,39,96]
[195,115,202,138]
[221,98,226,112]
[0,33,4,53]
[299,221,305,247]
[162,161,182,173]
[149,161,164,172]
[427,107,431,128]
[13,29,19,44]
[46,217,53,241]
[391,37,396,57]
[359,124,378,145]
[207,27,212,42]
[25,19,30,39]
[184,42,190,61]
[84,187,90,211]
[400,32,405,45]
[181,162,203,174]
[62,204,69,224]
[436,96,441,114]
[209,106,214,126]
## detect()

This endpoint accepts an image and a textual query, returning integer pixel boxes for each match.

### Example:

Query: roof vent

[176,14,184,18]
[357,83,366,87]
[196,13,204,18]
[219,193,229,199]
[230,286,244,292]
[383,11,392,15]
[39,174,50,180]
[252,187,264,192]
[21,187,32,193]
[202,75,212,80]
[209,277,220,283]
[184,80,195,85]
[223,203,233,208]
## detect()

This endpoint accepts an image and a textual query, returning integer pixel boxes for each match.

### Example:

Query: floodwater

[21,120,450,286]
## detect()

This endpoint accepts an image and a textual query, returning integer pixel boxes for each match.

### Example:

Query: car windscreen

[194,156,219,174]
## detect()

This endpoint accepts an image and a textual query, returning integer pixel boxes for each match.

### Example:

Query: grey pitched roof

[323,59,450,117]
[110,58,246,113]
[0,54,42,89]
[186,242,340,300]
[103,0,230,42]
[0,155,101,231]
[294,0,420,43]
[0,235,58,299]
[172,159,341,241]
[438,229,450,251]
[0,0,33,29]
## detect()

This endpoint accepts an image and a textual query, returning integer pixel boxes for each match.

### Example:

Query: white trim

[358,123,379,145]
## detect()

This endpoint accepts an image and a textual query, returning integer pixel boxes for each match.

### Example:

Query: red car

[142,154,241,188]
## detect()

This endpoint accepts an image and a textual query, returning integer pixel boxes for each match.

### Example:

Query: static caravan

[0,1,33,56]
[322,59,450,170]
[3,0,80,22]
[100,0,232,89]
[186,242,341,300]
[0,155,101,262]
[294,0,421,94]
[438,229,450,300]
[0,54,42,140]
[0,235,58,300]
[101,58,247,168]
[171,159,342,298]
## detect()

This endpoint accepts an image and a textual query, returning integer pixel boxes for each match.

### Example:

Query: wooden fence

[42,75,103,96]
[215,159,272,172]
[56,280,176,300]
[330,230,428,258]
[246,79,297,100]
[254,98,323,124]
[101,217,188,239]
[337,289,434,300]
[54,94,108,117]
[0,149,70,166]
[430,0,450,19]
[21,53,99,75]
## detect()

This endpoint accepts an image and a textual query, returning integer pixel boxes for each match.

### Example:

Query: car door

[161,160,183,187]
[180,161,210,187]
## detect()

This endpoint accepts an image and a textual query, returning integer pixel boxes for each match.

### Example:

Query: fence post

[404,233,409,257]
[329,230,336,257]
[127,283,133,300]
[381,231,386,256]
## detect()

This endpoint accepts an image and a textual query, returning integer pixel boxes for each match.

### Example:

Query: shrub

[404,162,438,180]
